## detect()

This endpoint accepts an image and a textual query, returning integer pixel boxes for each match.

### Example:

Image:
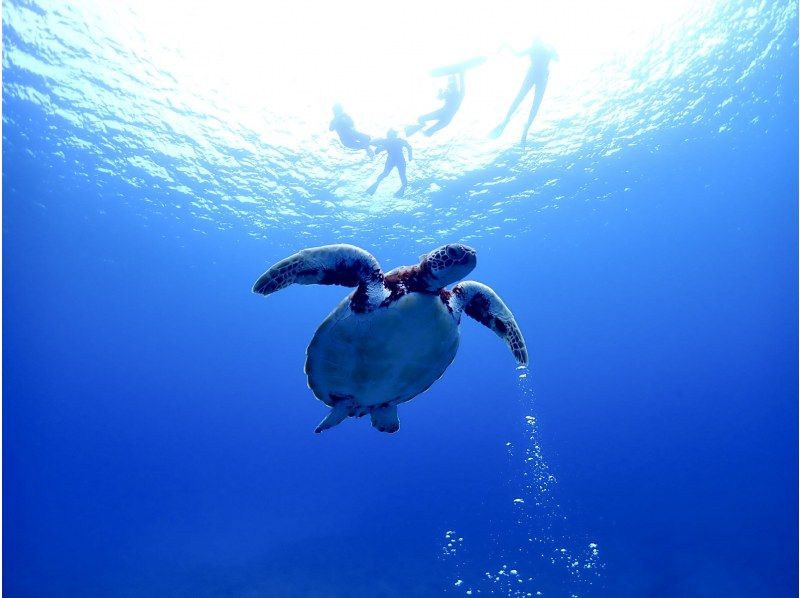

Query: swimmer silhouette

[490,37,558,145]
[330,103,374,157]
[367,129,412,198]
[405,73,465,137]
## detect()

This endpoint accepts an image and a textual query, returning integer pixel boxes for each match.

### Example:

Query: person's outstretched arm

[404,141,413,161]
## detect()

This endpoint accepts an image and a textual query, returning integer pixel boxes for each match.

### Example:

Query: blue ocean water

[3,1,798,596]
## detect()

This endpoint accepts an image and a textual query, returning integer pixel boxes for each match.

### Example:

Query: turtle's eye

[443,244,475,265]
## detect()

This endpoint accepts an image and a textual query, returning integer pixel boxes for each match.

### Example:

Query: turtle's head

[419,243,477,290]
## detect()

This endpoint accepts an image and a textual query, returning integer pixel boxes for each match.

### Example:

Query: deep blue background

[4,19,798,598]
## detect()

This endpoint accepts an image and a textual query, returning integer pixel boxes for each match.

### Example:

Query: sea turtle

[252,243,528,434]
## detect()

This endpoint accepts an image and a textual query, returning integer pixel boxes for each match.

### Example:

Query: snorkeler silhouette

[490,37,558,145]
[367,129,412,198]
[405,73,465,137]
[330,103,374,157]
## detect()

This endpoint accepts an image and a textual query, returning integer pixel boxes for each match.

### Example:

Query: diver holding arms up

[405,73,466,137]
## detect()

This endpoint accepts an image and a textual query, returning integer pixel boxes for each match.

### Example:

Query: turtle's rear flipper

[315,405,348,434]
[370,404,399,434]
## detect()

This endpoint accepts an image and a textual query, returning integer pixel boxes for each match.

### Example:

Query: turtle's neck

[383,265,437,298]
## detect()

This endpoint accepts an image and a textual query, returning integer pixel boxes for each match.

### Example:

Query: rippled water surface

[3,0,795,242]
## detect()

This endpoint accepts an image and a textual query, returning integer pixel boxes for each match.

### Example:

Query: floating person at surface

[405,56,486,138]
[405,74,465,137]
[329,103,373,157]
[367,129,412,198]
[490,37,558,145]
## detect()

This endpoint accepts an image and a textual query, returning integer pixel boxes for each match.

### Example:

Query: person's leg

[353,131,370,146]
[521,75,549,145]
[394,161,407,197]
[423,114,454,136]
[504,72,537,121]
[367,159,393,194]
[405,123,424,136]
[354,131,374,156]
[339,130,372,154]
[418,107,446,123]
[490,70,536,138]
[407,107,446,136]
[338,133,359,150]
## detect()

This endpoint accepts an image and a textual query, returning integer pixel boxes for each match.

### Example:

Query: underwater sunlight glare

[3,0,786,240]
[77,0,715,132]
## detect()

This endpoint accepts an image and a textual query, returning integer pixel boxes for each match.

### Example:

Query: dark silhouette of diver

[490,37,558,145]
[405,73,465,137]
[367,129,412,198]
[330,103,373,157]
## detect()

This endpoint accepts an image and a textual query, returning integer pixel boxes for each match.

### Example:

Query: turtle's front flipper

[451,281,529,367]
[370,404,399,433]
[253,244,387,309]
[315,404,349,434]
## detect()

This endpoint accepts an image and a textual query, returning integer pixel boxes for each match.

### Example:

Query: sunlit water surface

[3,0,794,245]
